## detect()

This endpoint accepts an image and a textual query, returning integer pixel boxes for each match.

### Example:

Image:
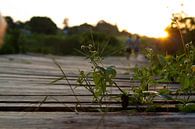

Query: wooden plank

[0,54,144,75]
[0,95,194,103]
[0,80,181,90]
[0,86,182,96]
[0,112,194,129]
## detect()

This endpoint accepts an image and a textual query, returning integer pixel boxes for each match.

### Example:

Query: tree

[5,16,16,32]
[28,17,57,34]
[67,23,94,35]
[95,20,119,35]
[63,18,69,29]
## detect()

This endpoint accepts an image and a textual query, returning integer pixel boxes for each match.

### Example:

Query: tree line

[1,15,195,55]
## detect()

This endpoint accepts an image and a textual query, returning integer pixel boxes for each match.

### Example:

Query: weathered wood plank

[0,95,194,103]
[0,54,145,75]
[0,112,194,129]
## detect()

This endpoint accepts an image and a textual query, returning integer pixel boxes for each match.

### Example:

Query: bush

[0,31,123,56]
[19,34,83,55]
[0,34,18,54]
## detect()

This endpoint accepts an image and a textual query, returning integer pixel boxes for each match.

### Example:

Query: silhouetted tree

[163,14,195,54]
[28,17,57,34]
[67,23,94,35]
[5,16,16,32]
[95,20,119,35]
[121,30,131,36]
[78,23,93,32]
[170,14,195,44]
[178,17,195,44]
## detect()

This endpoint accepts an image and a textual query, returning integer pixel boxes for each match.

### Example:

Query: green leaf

[106,66,117,78]
[93,71,106,98]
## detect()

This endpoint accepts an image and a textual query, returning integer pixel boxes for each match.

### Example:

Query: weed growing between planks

[77,43,128,110]
[133,43,195,111]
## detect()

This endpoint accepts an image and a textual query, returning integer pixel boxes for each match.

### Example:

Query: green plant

[133,40,195,111]
[177,103,195,112]
[77,44,127,109]
[157,43,195,104]
[132,48,159,105]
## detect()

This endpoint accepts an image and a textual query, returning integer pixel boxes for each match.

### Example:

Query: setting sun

[160,31,169,38]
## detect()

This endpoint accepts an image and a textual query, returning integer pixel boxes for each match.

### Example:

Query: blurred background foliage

[1,15,195,56]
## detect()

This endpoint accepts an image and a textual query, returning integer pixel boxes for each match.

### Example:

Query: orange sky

[0,0,195,38]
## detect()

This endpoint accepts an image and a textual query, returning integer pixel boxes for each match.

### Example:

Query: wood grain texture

[0,112,195,129]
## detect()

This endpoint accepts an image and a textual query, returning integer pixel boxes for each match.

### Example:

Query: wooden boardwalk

[0,54,194,129]
[0,112,195,129]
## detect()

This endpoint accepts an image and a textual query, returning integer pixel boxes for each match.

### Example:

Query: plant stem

[53,59,82,111]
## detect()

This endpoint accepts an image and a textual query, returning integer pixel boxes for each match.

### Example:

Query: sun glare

[160,31,169,39]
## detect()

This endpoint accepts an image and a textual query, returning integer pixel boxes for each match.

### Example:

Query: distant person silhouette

[134,35,141,57]
[125,34,133,60]
[125,34,141,60]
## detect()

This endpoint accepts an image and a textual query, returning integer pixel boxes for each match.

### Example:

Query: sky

[0,0,195,38]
